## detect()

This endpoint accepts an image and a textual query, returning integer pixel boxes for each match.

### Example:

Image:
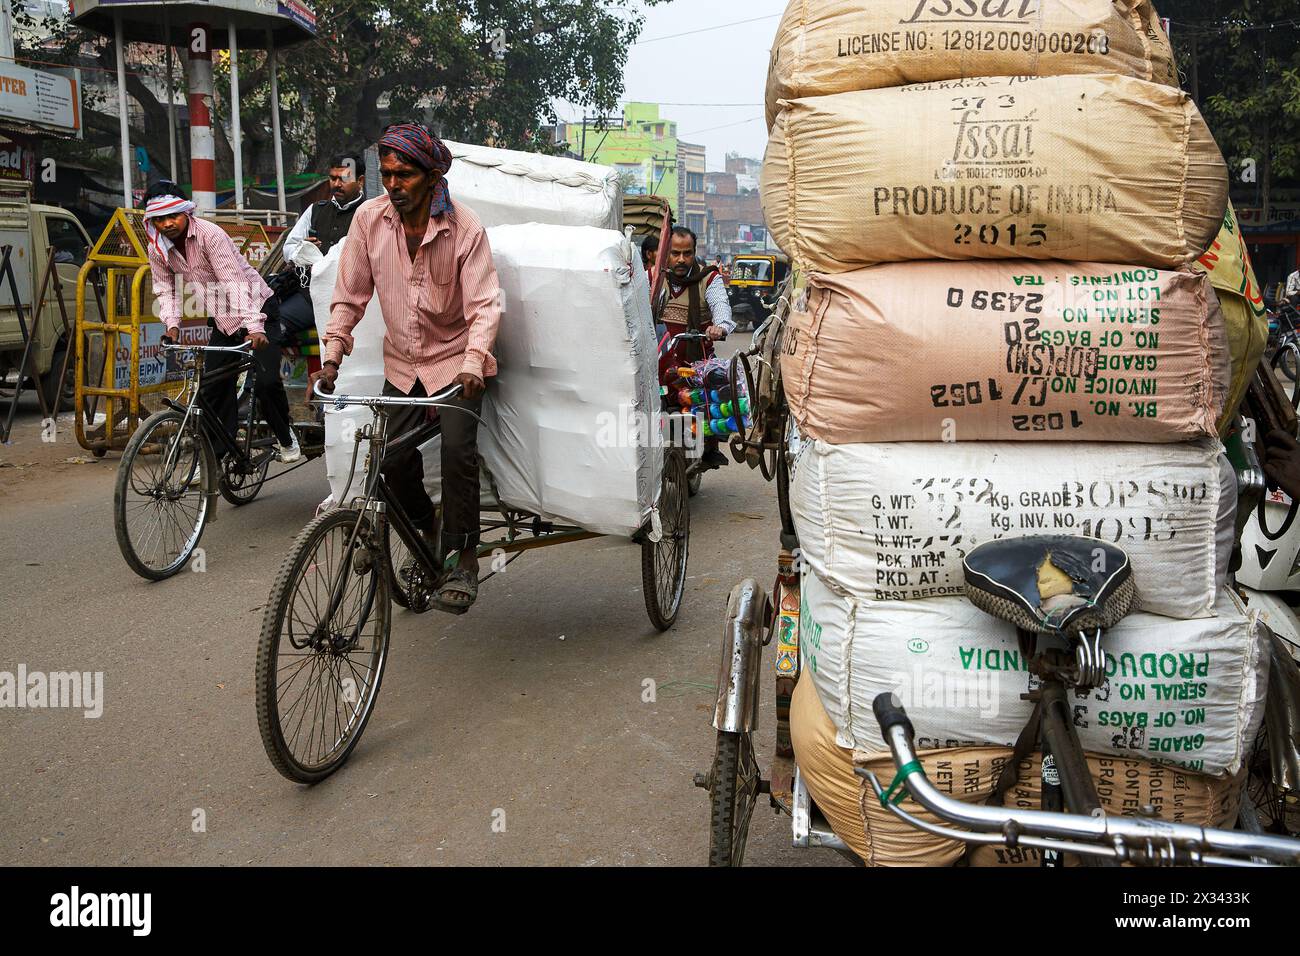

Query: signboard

[69,0,317,39]
[0,136,37,183]
[278,0,315,31]
[0,64,79,134]
[1238,204,1300,234]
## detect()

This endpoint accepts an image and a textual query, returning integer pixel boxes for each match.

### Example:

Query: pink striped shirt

[148,216,272,335]
[324,195,501,392]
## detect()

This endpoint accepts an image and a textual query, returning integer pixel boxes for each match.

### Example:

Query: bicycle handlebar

[860,693,1300,867]
[161,341,253,354]
[311,380,465,409]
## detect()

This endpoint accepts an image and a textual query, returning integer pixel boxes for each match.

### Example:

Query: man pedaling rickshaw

[313,122,502,611]
[657,225,735,471]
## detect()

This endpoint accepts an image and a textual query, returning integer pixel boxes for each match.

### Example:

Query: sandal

[437,567,479,609]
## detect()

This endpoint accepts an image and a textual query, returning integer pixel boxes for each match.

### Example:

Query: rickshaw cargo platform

[314,225,661,538]
[798,572,1268,777]
[784,260,1232,444]
[761,74,1227,274]
[789,677,1242,868]
[443,140,622,231]
[790,437,1235,619]
[765,0,1176,128]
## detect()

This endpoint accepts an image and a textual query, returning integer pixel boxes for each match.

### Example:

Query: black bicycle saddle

[962,535,1136,635]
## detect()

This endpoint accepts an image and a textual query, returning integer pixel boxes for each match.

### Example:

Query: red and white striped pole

[187,23,216,211]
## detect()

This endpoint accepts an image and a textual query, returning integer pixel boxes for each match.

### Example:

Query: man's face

[154,212,189,243]
[668,234,696,279]
[380,153,433,216]
[328,165,363,203]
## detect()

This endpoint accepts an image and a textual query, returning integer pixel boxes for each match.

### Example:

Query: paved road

[0,348,845,867]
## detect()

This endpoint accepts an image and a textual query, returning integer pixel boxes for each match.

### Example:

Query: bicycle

[860,534,1300,867]
[255,381,692,783]
[112,341,320,580]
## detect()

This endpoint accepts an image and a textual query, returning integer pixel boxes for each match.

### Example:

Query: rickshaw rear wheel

[707,729,761,867]
[642,447,690,631]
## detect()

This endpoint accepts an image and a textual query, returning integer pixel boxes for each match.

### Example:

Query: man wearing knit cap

[318,123,501,610]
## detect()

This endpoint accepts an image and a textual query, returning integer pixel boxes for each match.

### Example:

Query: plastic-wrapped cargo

[790,437,1236,618]
[798,573,1269,777]
[475,223,662,538]
[790,675,1242,867]
[761,74,1228,273]
[443,140,622,230]
[783,260,1232,443]
[765,0,1177,128]
[313,226,662,539]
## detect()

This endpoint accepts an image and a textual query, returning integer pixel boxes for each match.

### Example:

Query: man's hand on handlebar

[705,325,727,342]
[247,331,270,350]
[311,362,339,395]
[454,371,485,400]
[161,328,179,346]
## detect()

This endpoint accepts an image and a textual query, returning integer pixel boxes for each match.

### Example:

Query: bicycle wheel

[113,408,211,581]
[218,420,273,506]
[1274,343,1300,385]
[642,447,690,631]
[706,729,761,867]
[256,508,391,783]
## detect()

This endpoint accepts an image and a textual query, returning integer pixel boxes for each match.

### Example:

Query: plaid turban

[378,123,454,217]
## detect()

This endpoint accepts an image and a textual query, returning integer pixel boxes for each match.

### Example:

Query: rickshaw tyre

[707,730,750,867]
[113,408,211,581]
[255,508,391,784]
[642,448,690,631]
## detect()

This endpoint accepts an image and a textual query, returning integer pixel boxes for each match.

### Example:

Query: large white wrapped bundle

[443,141,621,230]
[801,572,1269,777]
[477,223,661,538]
[790,438,1236,619]
[314,227,661,539]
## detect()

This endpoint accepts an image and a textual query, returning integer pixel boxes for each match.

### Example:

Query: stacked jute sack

[761,0,1271,866]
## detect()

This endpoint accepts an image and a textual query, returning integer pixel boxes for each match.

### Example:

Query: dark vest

[311,197,361,254]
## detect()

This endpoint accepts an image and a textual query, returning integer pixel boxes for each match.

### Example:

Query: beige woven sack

[790,675,1240,867]
[762,74,1228,273]
[766,0,1177,127]
[783,260,1231,443]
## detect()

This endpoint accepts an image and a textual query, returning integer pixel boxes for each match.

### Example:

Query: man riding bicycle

[145,181,300,463]
[315,122,502,611]
[657,225,735,470]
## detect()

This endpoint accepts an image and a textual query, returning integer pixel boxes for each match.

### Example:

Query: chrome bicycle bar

[162,341,253,354]
[312,380,464,411]
[863,695,1300,866]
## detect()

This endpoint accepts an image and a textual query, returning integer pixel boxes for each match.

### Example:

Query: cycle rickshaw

[696,282,1300,868]
[253,221,696,784]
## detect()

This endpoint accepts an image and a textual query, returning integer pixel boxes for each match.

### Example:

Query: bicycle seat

[963,535,1135,635]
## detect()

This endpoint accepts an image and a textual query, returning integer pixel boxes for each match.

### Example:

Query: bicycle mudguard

[712,579,772,735]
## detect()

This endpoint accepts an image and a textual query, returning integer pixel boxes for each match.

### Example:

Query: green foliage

[12,0,670,178]
[1160,0,1300,184]
[236,0,671,170]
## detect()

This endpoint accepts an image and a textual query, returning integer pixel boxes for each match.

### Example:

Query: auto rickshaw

[727,253,789,331]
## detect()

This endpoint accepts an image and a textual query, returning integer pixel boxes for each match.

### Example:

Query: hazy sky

[554,0,786,171]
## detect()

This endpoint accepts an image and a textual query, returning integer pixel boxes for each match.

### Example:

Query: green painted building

[560,103,680,211]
